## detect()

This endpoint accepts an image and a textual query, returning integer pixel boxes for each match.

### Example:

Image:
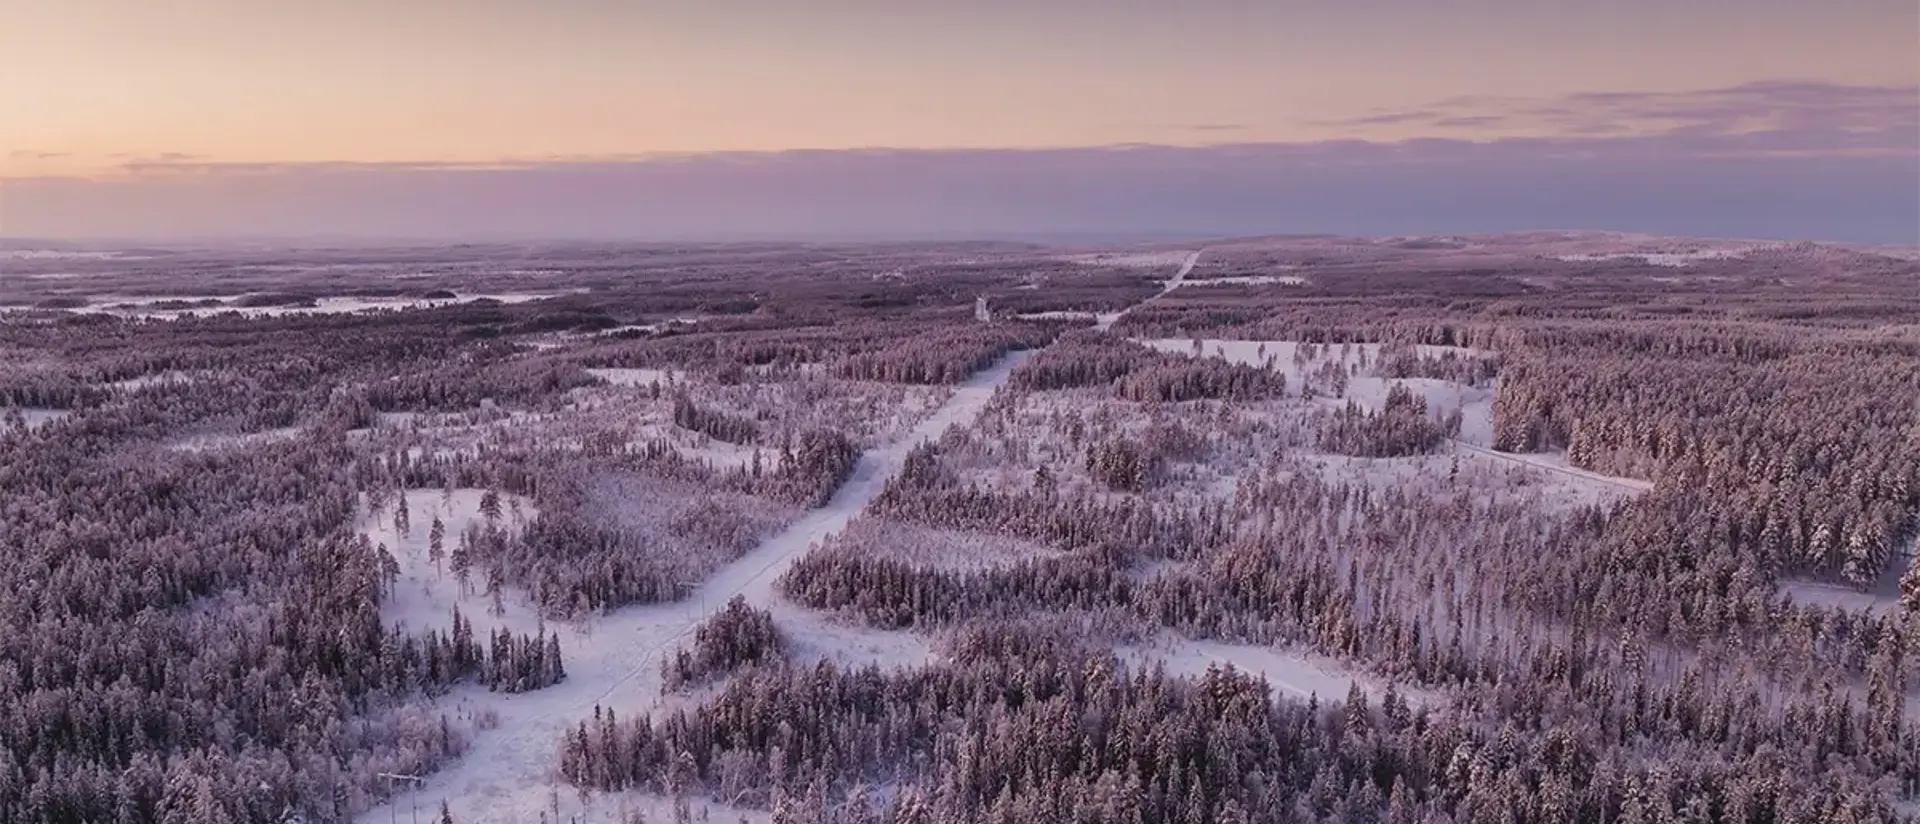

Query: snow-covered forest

[1,233,1917,823]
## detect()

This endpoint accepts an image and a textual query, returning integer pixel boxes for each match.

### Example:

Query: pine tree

[395,494,412,536]
[450,534,472,596]
[1901,551,1920,614]
[480,489,502,524]
[428,516,446,577]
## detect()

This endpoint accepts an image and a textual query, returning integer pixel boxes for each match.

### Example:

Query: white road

[1095,248,1201,331]
[359,352,1032,824]
[361,249,1194,823]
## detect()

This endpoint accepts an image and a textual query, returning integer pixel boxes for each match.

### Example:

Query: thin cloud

[83,122,1920,183]
[1317,80,1919,151]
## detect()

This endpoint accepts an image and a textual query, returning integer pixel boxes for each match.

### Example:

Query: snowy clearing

[106,370,207,391]
[1125,337,1652,493]
[1175,275,1307,287]
[0,249,136,261]
[1117,637,1436,707]
[1060,250,1199,269]
[1780,579,1904,616]
[819,516,1063,573]
[57,292,564,320]
[583,367,681,387]
[1135,338,1489,407]
[357,351,1031,824]
[1298,450,1636,514]
[1014,310,1100,323]
[1554,249,1756,267]
[167,426,304,453]
[1449,441,1653,493]
[1779,545,1910,616]
[0,408,72,432]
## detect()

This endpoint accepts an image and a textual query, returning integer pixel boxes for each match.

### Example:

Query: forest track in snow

[1448,439,1653,492]
[363,251,1202,824]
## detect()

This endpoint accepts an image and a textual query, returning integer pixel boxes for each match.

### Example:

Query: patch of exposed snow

[1117,636,1436,706]
[376,411,422,428]
[585,367,680,387]
[1015,310,1099,322]
[824,516,1062,573]
[1780,545,1909,616]
[1554,249,1756,267]
[362,489,543,638]
[61,292,565,320]
[1175,275,1306,287]
[1780,579,1903,616]
[1061,250,1197,269]
[1449,441,1652,493]
[1,408,72,432]
[106,370,204,392]
[0,249,136,261]
[167,427,303,453]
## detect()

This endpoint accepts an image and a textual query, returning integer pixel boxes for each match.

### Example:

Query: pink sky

[2,1,1915,240]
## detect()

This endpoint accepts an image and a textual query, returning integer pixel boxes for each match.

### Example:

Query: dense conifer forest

[1,236,1916,823]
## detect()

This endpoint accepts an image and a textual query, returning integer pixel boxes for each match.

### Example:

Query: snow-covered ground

[167,426,304,453]
[106,370,207,392]
[1091,250,1201,331]
[1448,441,1652,493]
[583,367,680,387]
[1116,637,1436,706]
[818,516,1062,573]
[1554,249,1757,267]
[1014,310,1099,323]
[1060,250,1199,269]
[56,292,564,320]
[363,489,543,639]
[1134,339,1481,397]
[1131,338,1652,493]
[1174,275,1306,287]
[1779,545,1911,617]
[356,351,1032,824]
[0,408,72,432]
[0,249,135,261]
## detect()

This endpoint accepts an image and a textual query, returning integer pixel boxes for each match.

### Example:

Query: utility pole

[376,773,426,824]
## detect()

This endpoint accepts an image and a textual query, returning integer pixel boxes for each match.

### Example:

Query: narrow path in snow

[1164,249,1202,291]
[359,352,1031,824]
[364,252,1197,823]
[1094,248,1202,330]
[586,350,1033,704]
[1449,439,1653,492]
